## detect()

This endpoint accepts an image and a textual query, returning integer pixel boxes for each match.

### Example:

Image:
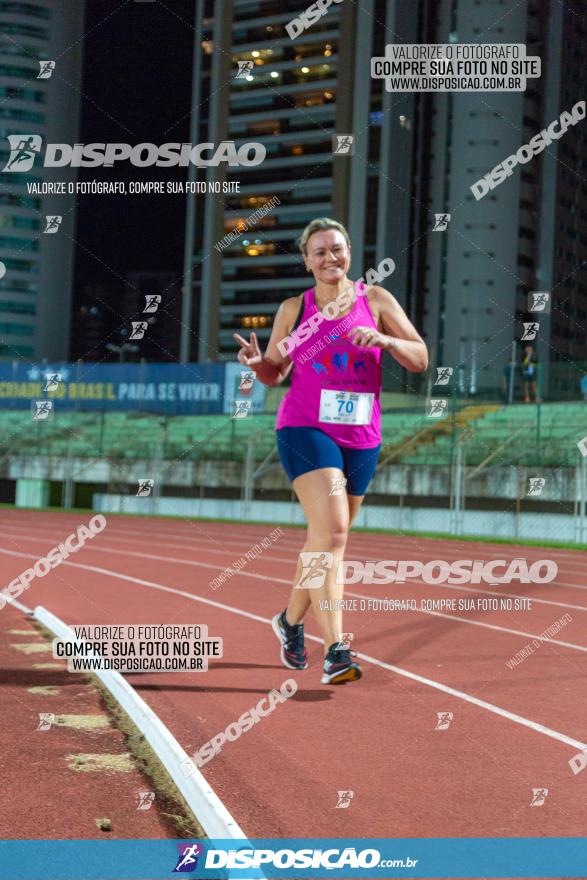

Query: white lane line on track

[83,529,587,573]
[0,547,585,753]
[395,581,587,613]
[3,595,32,614]
[345,590,587,652]
[2,527,586,613]
[4,520,587,610]
[53,511,587,585]
[97,531,587,569]
[3,515,587,572]
[1,542,586,651]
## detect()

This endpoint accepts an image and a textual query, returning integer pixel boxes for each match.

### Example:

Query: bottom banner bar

[0,838,586,879]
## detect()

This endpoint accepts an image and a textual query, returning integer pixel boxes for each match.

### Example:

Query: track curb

[32,604,250,842]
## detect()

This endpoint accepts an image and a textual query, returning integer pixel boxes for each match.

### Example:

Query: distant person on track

[521,344,541,403]
[234,218,428,685]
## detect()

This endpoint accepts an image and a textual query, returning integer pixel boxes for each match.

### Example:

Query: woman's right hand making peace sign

[233,331,263,368]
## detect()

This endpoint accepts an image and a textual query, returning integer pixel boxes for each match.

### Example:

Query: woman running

[234,218,428,685]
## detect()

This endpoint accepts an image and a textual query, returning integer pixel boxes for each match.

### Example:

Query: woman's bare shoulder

[281,293,304,312]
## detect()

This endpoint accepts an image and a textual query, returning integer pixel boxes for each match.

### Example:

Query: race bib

[319,390,374,425]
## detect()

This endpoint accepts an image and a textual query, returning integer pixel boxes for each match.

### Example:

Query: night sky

[73,0,197,291]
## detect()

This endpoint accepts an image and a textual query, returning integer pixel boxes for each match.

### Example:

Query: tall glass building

[0,0,84,361]
[420,0,587,395]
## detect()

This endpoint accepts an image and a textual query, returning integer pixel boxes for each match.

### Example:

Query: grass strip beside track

[92,682,205,839]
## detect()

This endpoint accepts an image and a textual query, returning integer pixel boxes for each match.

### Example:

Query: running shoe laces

[326,642,354,668]
[283,615,305,659]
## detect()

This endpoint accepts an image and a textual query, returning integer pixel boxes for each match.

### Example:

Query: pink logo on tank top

[310,349,375,378]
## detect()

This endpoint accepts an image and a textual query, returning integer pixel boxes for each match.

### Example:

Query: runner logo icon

[239,371,255,394]
[433,213,451,231]
[44,216,62,234]
[43,373,62,392]
[130,321,148,340]
[37,713,55,731]
[427,398,448,418]
[527,477,545,496]
[173,843,204,872]
[521,322,539,341]
[32,400,53,420]
[232,399,252,418]
[329,476,347,496]
[236,60,254,78]
[530,788,548,806]
[136,791,155,810]
[3,134,42,172]
[333,134,354,154]
[335,790,354,808]
[435,711,453,730]
[143,294,161,313]
[434,367,453,385]
[37,60,55,79]
[528,291,550,313]
[296,552,334,588]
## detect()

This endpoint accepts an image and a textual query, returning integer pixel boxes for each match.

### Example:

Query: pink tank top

[275,282,382,448]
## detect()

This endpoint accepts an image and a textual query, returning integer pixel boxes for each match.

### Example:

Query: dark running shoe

[272,610,308,670]
[321,642,362,685]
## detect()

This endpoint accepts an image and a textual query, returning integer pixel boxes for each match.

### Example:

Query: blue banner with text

[0,362,265,415]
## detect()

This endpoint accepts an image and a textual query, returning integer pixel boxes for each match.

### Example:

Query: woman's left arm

[370,285,428,373]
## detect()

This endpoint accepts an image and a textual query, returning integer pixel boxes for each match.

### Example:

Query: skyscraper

[420,0,586,395]
[0,0,85,361]
[183,0,359,362]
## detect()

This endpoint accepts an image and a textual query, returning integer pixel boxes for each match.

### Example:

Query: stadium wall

[92,494,585,544]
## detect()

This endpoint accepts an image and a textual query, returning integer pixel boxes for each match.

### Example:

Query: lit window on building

[242,315,270,328]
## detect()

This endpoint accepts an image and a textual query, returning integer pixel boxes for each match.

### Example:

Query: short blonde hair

[298,217,351,256]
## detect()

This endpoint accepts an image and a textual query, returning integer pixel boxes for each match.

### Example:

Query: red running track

[0,509,586,844]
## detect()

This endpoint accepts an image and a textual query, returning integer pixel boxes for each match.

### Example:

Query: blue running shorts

[276,426,380,496]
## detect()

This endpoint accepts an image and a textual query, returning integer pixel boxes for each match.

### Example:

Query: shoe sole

[271,614,308,670]
[321,666,362,685]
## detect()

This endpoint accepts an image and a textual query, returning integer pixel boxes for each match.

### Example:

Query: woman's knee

[307,520,349,552]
